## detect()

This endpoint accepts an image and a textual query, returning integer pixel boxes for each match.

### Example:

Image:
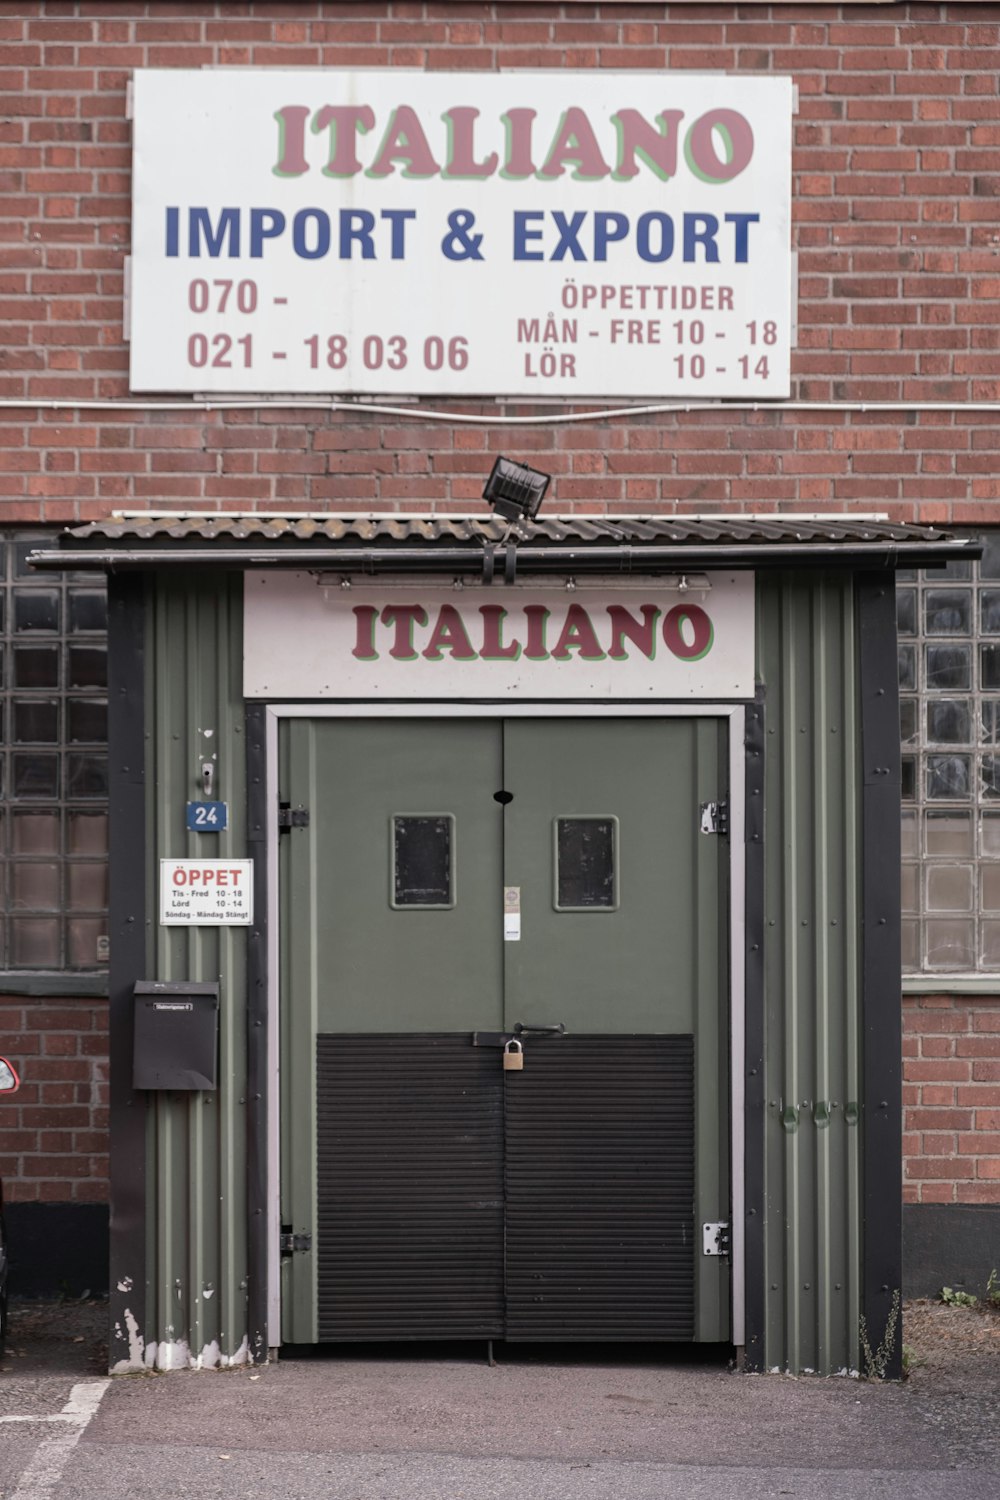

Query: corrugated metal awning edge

[28,538,979,573]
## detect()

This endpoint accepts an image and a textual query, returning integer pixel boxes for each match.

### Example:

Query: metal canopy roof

[29,513,975,575]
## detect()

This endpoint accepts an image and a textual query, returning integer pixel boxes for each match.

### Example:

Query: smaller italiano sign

[243,573,754,699]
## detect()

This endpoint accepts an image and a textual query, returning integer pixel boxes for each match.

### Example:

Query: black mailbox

[133,981,220,1090]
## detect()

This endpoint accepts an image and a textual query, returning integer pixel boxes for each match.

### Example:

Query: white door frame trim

[264,699,747,1350]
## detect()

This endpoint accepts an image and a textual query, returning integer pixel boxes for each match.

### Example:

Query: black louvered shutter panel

[503,1035,695,1341]
[317,1035,504,1340]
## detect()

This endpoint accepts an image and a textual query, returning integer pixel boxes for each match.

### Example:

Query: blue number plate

[186,801,228,832]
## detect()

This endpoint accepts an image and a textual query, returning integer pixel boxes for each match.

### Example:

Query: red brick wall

[903,994,1000,1205]
[0,3,997,522]
[1,4,999,1206]
[0,999,109,1204]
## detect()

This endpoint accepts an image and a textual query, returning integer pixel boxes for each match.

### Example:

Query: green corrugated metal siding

[144,574,249,1369]
[758,572,862,1374]
[133,566,865,1373]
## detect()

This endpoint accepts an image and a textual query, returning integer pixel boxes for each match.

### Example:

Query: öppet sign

[160,860,254,926]
[129,70,793,398]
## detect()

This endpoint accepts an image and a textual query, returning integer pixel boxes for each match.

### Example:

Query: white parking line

[1,1381,110,1500]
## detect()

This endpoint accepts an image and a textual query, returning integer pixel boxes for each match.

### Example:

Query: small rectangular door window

[554,816,619,910]
[390,814,455,908]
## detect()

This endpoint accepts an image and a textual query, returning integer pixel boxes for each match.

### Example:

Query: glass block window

[0,536,108,970]
[900,531,1000,974]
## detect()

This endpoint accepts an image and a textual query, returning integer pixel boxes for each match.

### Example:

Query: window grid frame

[899,532,1000,976]
[0,534,109,974]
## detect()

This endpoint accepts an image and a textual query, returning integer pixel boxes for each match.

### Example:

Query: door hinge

[702,1221,730,1257]
[278,805,310,831]
[280,1231,312,1255]
[699,799,729,836]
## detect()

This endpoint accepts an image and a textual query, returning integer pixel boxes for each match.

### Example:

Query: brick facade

[0,2,998,1267]
[0,997,108,1203]
[0,3,997,523]
[903,993,1000,1206]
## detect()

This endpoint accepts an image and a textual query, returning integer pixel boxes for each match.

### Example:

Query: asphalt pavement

[1,1299,998,1500]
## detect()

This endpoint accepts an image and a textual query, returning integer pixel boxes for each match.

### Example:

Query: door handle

[512,1022,566,1036]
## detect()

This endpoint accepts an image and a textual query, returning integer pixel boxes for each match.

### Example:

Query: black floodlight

[482,456,551,524]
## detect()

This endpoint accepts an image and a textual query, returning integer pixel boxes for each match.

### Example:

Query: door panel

[504,1034,694,1341]
[502,719,715,1034]
[311,718,503,1032]
[317,1035,504,1340]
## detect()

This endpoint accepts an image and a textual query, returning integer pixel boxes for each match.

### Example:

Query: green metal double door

[280,715,730,1344]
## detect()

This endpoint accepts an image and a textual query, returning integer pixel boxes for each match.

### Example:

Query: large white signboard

[130,70,792,399]
[160,860,254,926]
[243,573,755,700]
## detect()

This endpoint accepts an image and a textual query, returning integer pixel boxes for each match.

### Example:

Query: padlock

[502,1039,524,1071]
